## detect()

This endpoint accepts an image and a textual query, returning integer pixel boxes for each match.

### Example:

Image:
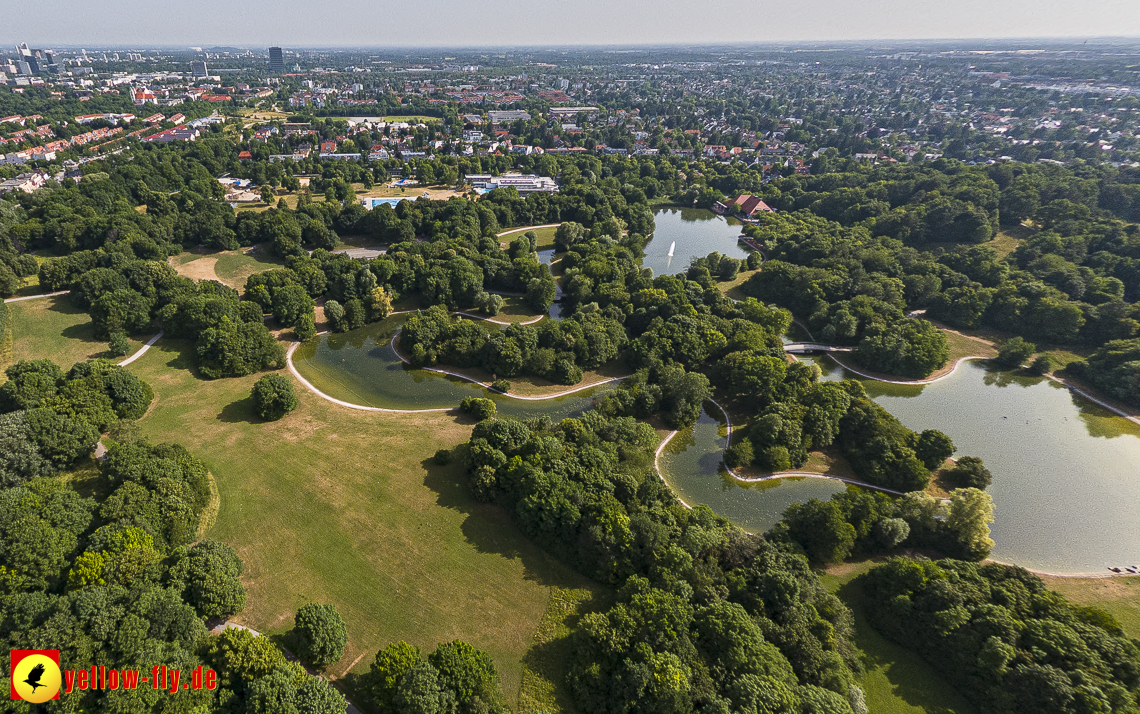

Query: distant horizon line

[6,36,1140,53]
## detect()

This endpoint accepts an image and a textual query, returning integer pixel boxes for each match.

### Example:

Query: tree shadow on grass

[419,451,593,592]
[338,671,374,714]
[838,575,977,714]
[219,394,261,424]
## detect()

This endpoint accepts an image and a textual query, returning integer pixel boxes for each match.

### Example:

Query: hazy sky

[5,0,1140,48]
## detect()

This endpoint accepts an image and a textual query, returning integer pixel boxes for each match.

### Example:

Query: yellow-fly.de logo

[10,650,62,703]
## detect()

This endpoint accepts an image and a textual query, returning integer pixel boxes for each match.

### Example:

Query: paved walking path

[496,224,560,237]
[117,332,164,366]
[4,290,70,303]
[782,342,855,354]
[285,341,453,414]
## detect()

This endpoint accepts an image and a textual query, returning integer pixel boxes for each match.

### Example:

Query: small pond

[292,315,615,421]
[643,207,750,276]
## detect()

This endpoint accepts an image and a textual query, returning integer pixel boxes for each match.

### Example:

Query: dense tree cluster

[735,162,1140,377]
[769,486,996,564]
[460,411,866,713]
[0,358,153,484]
[37,243,285,378]
[365,639,509,714]
[1065,338,1140,408]
[863,557,1140,714]
[401,304,624,385]
[205,627,346,714]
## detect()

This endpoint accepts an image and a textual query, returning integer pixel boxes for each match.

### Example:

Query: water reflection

[658,408,849,533]
[828,356,1140,571]
[643,207,749,277]
[293,316,616,420]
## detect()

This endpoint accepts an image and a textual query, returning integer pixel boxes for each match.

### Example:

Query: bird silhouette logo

[10,650,61,703]
[23,663,45,692]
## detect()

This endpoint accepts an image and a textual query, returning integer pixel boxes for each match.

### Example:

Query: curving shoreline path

[791,319,1140,425]
[285,310,629,412]
[385,328,627,400]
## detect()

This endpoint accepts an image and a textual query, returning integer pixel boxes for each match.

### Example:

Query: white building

[466,173,557,195]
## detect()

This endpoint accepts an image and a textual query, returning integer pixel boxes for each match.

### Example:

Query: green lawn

[1041,575,1140,638]
[500,226,559,250]
[5,295,149,372]
[123,338,594,708]
[171,249,285,292]
[821,563,977,714]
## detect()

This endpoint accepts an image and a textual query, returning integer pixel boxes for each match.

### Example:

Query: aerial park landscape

[2,22,1140,714]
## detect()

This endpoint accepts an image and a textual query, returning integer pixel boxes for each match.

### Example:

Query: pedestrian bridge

[783,342,855,354]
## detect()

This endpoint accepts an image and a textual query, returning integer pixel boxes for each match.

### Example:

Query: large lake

[660,356,1140,574]
[643,207,749,277]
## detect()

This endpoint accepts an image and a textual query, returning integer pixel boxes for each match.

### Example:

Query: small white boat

[667,241,675,257]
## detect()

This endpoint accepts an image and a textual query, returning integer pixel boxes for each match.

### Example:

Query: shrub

[434,449,451,465]
[724,437,754,469]
[1028,354,1054,375]
[757,445,791,472]
[996,336,1036,367]
[295,312,316,341]
[943,455,993,489]
[252,374,298,421]
[294,603,347,666]
[874,518,910,549]
[490,379,510,393]
[108,332,131,357]
[459,397,496,421]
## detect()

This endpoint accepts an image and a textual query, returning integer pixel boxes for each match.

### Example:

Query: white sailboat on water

[667,241,676,258]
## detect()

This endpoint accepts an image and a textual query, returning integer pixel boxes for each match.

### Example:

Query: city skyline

[4,0,1140,48]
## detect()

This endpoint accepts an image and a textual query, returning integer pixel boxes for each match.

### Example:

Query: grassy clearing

[1040,576,1140,638]
[480,297,544,324]
[942,328,997,362]
[353,183,463,201]
[6,295,149,371]
[820,563,978,714]
[988,224,1035,259]
[123,338,589,704]
[170,249,284,292]
[498,226,560,251]
[716,268,759,302]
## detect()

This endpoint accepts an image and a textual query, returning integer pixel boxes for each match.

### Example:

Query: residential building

[487,110,530,123]
[723,194,774,217]
[549,107,599,119]
[269,153,308,163]
[0,172,48,193]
